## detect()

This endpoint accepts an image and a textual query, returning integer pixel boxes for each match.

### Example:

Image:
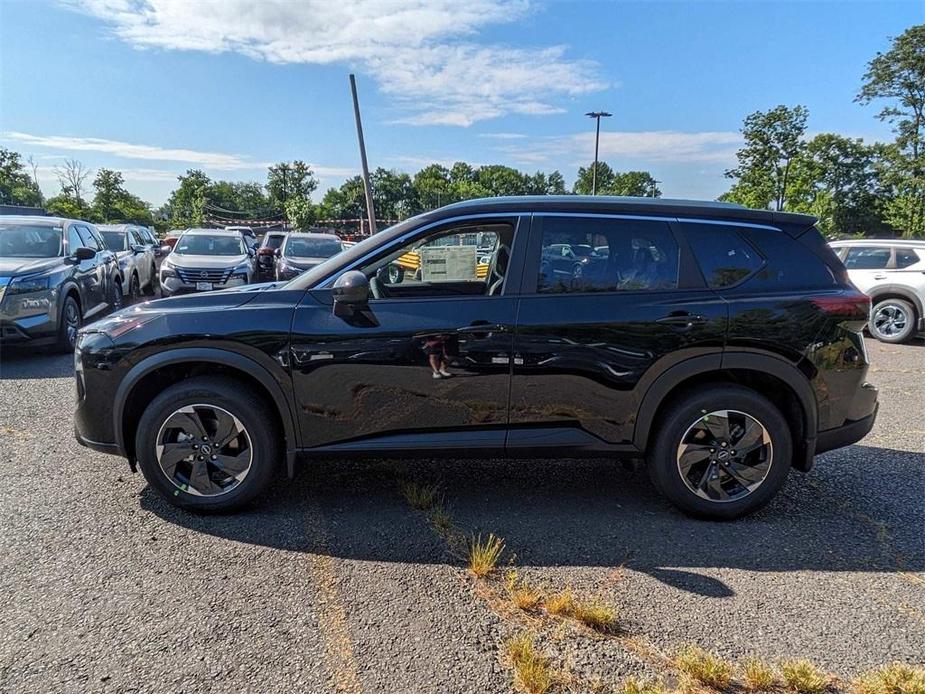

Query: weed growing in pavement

[675,645,733,690]
[401,481,440,511]
[504,570,544,612]
[544,588,576,617]
[854,663,925,694]
[619,676,670,694]
[569,598,618,634]
[742,657,778,691]
[780,660,829,693]
[508,632,553,694]
[467,533,505,578]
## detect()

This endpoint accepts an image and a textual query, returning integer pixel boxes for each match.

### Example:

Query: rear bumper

[74,424,124,457]
[816,402,878,455]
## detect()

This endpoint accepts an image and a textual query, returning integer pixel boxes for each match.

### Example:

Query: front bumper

[160,275,248,296]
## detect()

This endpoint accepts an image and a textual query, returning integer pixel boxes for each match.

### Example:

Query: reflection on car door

[288,217,525,453]
[74,224,108,317]
[509,214,727,451]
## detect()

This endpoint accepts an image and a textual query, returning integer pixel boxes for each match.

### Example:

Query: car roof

[830,239,923,247]
[182,228,241,235]
[0,215,79,226]
[97,224,135,232]
[285,232,341,239]
[433,196,816,230]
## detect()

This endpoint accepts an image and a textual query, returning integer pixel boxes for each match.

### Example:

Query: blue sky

[0,0,920,206]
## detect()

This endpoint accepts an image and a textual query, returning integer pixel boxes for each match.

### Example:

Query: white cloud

[2,131,266,169]
[478,132,528,140]
[65,0,606,126]
[499,130,742,166]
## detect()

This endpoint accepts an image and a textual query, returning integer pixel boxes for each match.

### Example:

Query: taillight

[811,292,871,319]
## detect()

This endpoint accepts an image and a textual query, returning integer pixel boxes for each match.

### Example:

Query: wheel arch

[114,348,298,472]
[634,352,818,472]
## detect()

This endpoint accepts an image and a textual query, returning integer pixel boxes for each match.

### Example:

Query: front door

[289,216,525,452]
[508,213,727,450]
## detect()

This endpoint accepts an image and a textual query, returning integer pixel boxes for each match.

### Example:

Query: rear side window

[535,216,679,293]
[684,225,763,288]
[895,248,920,268]
[844,247,891,269]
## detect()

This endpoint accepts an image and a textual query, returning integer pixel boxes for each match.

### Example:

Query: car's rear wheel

[135,377,279,512]
[647,385,792,520]
[55,295,82,353]
[869,298,915,343]
[129,272,140,302]
[111,279,124,311]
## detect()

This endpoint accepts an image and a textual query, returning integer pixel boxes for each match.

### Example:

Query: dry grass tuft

[508,632,553,694]
[742,657,778,691]
[544,588,576,617]
[505,570,544,612]
[780,660,829,693]
[855,663,925,694]
[401,481,440,511]
[428,505,454,535]
[675,645,733,690]
[620,676,669,694]
[570,598,618,633]
[467,533,505,578]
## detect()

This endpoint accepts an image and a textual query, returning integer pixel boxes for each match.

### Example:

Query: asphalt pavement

[0,338,922,693]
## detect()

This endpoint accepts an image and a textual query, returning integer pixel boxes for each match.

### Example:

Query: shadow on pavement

[141,443,925,597]
[0,349,73,379]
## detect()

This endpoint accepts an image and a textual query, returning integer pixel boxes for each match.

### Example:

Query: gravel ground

[0,338,922,693]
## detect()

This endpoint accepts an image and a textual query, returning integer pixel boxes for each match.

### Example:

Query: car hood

[0,257,63,277]
[167,253,248,269]
[281,257,326,270]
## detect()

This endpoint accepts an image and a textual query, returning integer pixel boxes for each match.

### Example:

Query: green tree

[857,24,925,237]
[475,165,529,196]
[0,147,42,206]
[574,163,660,197]
[319,176,366,220]
[722,105,809,211]
[411,164,453,212]
[92,168,126,221]
[285,197,316,231]
[573,162,616,195]
[165,169,211,228]
[371,167,414,219]
[267,161,318,208]
[207,180,269,214]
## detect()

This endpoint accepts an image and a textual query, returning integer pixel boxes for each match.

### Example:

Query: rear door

[841,245,893,294]
[508,213,727,451]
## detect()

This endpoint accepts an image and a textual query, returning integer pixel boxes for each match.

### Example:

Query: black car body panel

[74,197,877,483]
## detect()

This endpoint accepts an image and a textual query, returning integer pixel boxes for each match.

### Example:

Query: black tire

[129,272,140,302]
[647,385,792,520]
[142,265,157,296]
[110,278,124,313]
[135,376,280,512]
[869,298,915,344]
[55,294,82,353]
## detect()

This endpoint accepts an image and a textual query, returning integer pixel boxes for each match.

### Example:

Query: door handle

[457,323,508,334]
[656,314,707,328]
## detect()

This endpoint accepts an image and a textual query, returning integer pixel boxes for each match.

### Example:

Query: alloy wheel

[676,409,773,502]
[155,404,253,497]
[63,300,81,348]
[873,304,907,338]
[112,282,123,310]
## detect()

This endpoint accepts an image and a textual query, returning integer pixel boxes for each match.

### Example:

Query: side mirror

[274,248,281,257]
[247,247,255,257]
[132,245,146,254]
[332,270,369,317]
[72,247,95,261]
[160,245,171,255]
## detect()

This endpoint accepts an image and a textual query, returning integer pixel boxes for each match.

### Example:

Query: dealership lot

[0,339,922,693]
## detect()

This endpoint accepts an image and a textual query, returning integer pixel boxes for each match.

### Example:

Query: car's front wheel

[647,385,792,520]
[135,377,279,512]
[869,298,916,343]
[55,294,82,353]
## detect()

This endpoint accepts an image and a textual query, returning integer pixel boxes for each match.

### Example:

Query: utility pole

[350,74,377,234]
[585,111,612,195]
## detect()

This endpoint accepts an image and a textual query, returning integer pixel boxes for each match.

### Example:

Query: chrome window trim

[317,212,527,288]
[533,211,678,224]
[677,217,783,233]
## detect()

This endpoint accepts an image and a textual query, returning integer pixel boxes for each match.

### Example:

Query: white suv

[830,239,925,343]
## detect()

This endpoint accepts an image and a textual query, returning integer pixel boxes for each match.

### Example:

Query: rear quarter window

[682,224,763,288]
[895,248,921,268]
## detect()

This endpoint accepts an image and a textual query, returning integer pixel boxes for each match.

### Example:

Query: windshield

[100,231,127,251]
[175,234,244,256]
[262,235,285,250]
[0,224,63,258]
[285,236,342,258]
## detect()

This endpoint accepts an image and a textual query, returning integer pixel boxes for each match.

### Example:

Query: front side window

[175,234,245,256]
[262,234,285,250]
[895,248,921,269]
[844,247,891,269]
[536,217,679,293]
[358,223,514,299]
[684,225,764,288]
[76,226,101,251]
[0,224,63,258]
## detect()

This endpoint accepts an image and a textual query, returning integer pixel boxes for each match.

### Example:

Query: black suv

[74,197,877,519]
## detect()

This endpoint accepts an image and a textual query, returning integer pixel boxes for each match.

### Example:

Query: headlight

[161,260,177,279]
[8,274,51,295]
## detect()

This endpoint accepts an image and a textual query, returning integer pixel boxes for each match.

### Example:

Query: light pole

[585,111,612,195]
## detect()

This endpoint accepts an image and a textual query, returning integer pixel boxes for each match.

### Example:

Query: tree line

[1,24,921,237]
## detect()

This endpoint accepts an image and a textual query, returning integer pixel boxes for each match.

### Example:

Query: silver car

[160,228,256,297]
[830,239,925,343]
[98,224,157,300]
